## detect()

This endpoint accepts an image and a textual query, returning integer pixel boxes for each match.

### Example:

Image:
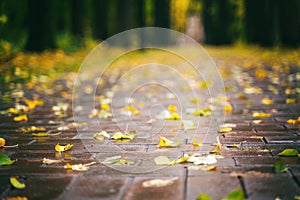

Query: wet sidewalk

[0,55,300,200]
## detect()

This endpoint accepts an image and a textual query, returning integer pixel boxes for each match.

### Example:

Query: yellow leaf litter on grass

[55,143,73,152]
[261,98,273,105]
[287,116,300,124]
[13,114,28,122]
[157,136,181,147]
[252,112,271,118]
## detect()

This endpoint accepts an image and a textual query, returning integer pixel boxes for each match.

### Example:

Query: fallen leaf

[157,136,181,147]
[32,133,50,137]
[102,156,134,165]
[278,148,299,157]
[7,107,19,114]
[111,131,136,141]
[19,126,45,133]
[196,193,212,200]
[287,117,300,124]
[0,138,5,146]
[273,161,288,173]
[244,86,262,94]
[222,189,245,200]
[55,143,73,152]
[252,120,262,124]
[0,154,15,166]
[25,99,44,110]
[193,137,202,148]
[218,127,232,133]
[3,197,28,200]
[10,177,25,189]
[223,104,233,112]
[142,178,177,188]
[286,98,296,104]
[187,154,217,165]
[123,105,139,115]
[199,81,210,89]
[182,120,196,130]
[192,108,212,117]
[252,112,271,118]
[261,98,273,105]
[98,110,112,119]
[93,131,110,140]
[165,112,181,120]
[13,114,28,122]
[101,103,110,111]
[156,110,171,119]
[210,137,221,154]
[42,158,62,165]
[64,161,96,171]
[176,154,190,164]
[168,105,177,113]
[154,156,173,166]
[190,97,200,104]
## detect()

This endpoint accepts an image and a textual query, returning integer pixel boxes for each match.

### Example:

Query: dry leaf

[223,104,233,112]
[123,105,139,115]
[93,131,110,140]
[3,197,28,200]
[101,103,110,111]
[55,143,73,152]
[168,105,177,113]
[286,98,296,104]
[64,161,96,171]
[261,98,273,105]
[165,112,181,120]
[157,136,181,147]
[142,178,177,188]
[252,112,271,118]
[111,131,136,141]
[0,138,5,146]
[210,137,221,154]
[187,154,217,165]
[10,177,25,189]
[154,156,173,166]
[13,114,28,122]
[218,127,232,133]
[193,137,202,148]
[42,158,62,165]
[25,99,44,110]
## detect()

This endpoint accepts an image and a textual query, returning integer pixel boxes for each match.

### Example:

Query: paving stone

[124,176,184,200]
[186,172,242,200]
[244,173,300,200]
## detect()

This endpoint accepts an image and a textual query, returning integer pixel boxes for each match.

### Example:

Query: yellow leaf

[13,114,28,122]
[93,131,110,140]
[154,156,173,166]
[0,138,6,146]
[42,158,62,165]
[165,112,181,120]
[55,143,73,152]
[10,177,25,189]
[204,165,217,171]
[193,137,202,148]
[223,104,233,112]
[32,133,50,137]
[111,131,136,140]
[255,68,267,81]
[3,196,28,200]
[142,178,177,188]
[252,112,271,118]
[64,162,96,171]
[261,98,273,105]
[19,126,45,133]
[218,127,232,133]
[101,103,110,111]
[64,162,72,169]
[7,108,19,114]
[210,137,221,154]
[286,98,296,104]
[123,105,140,115]
[199,81,210,89]
[176,154,190,164]
[168,105,177,113]
[157,136,181,147]
[190,97,200,104]
[192,108,211,117]
[25,99,44,110]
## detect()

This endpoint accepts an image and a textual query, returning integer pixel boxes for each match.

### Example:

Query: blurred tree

[202,0,235,45]
[135,0,146,28]
[71,0,85,39]
[278,0,300,47]
[25,0,55,52]
[154,0,170,28]
[92,0,108,40]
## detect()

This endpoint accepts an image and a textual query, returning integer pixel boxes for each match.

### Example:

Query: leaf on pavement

[0,154,15,166]
[55,143,73,152]
[193,137,202,148]
[223,104,233,113]
[222,189,245,200]
[32,133,50,137]
[187,154,217,165]
[190,97,200,104]
[102,155,134,165]
[101,103,110,111]
[286,98,296,104]
[154,156,174,166]
[19,126,46,133]
[98,110,112,119]
[123,105,140,115]
[252,112,271,118]
[176,154,190,164]
[192,108,212,117]
[210,137,221,154]
[261,98,273,105]
[111,131,136,141]
[13,114,28,122]
[93,131,110,140]
[278,148,299,157]
[165,112,181,120]
[3,196,28,200]
[273,161,288,173]
[287,117,300,125]
[218,127,232,133]
[196,193,212,200]
[142,178,177,188]
[64,161,96,171]
[168,105,177,113]
[10,177,25,189]
[25,99,44,110]
[157,136,181,147]
[42,158,62,165]
[0,138,18,148]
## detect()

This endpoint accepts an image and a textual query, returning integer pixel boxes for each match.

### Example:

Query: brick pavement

[0,58,300,200]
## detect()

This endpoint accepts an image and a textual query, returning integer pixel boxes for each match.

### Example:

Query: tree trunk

[71,0,85,39]
[92,0,108,40]
[25,0,55,52]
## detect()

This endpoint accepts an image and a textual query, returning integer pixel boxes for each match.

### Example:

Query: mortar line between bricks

[238,176,248,198]
[288,169,300,189]
[120,176,134,200]
[183,167,188,200]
